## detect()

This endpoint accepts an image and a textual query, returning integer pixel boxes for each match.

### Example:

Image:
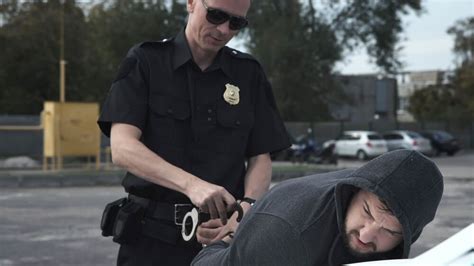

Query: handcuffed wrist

[240,197,256,206]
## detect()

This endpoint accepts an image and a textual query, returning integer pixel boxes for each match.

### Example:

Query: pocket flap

[150,95,190,120]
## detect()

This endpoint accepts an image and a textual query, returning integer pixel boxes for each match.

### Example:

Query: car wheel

[357,150,368,161]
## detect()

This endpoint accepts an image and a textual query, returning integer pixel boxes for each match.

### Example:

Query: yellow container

[43,101,100,169]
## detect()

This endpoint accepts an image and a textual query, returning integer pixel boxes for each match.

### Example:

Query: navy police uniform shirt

[98,29,290,203]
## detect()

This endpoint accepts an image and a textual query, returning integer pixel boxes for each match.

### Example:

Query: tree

[448,17,474,65]
[84,0,187,104]
[0,0,19,24]
[244,0,423,121]
[448,17,474,121]
[0,0,88,114]
[408,84,457,122]
[452,62,474,120]
[409,17,473,125]
[0,0,187,114]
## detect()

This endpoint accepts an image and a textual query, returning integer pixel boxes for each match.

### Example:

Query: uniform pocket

[149,94,190,120]
[148,95,191,149]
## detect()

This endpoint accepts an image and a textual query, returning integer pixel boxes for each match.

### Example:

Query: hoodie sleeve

[191,213,310,266]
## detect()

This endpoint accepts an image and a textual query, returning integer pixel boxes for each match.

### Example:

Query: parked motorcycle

[287,132,337,165]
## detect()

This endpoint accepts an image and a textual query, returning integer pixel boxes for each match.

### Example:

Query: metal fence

[0,115,472,158]
[0,115,110,159]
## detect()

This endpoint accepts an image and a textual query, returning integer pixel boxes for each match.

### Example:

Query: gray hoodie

[191,150,444,265]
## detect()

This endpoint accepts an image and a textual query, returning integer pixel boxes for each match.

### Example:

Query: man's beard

[342,229,376,258]
[342,224,396,261]
[342,219,376,258]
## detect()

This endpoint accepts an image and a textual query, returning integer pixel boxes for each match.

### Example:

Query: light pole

[59,0,66,103]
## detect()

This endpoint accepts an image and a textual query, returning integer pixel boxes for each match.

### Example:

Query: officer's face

[186,0,250,53]
[344,190,403,257]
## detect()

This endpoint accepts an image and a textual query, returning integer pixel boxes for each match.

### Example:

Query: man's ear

[187,0,196,13]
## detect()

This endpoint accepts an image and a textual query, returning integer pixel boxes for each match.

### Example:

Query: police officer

[98,0,290,265]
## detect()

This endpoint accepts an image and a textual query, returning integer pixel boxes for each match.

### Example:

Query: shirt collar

[172,28,233,78]
[172,28,193,70]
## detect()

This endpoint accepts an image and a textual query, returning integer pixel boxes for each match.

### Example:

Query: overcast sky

[335,0,474,74]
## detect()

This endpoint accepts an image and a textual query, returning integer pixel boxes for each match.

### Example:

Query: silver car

[335,131,388,160]
[382,130,433,155]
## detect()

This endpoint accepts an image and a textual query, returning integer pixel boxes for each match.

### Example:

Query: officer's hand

[186,177,236,225]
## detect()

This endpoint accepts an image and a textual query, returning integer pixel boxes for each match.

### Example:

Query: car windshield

[368,134,383,140]
[435,131,454,140]
[408,132,422,139]
[294,135,306,143]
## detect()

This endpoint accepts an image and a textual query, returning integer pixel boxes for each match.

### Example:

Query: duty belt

[128,194,193,225]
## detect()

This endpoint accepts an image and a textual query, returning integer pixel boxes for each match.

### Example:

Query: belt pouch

[112,201,145,244]
[100,197,127,237]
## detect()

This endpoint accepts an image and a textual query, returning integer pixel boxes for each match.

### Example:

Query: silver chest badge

[223,83,240,105]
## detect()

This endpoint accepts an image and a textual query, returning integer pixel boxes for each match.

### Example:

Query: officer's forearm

[243,153,272,201]
[111,126,195,195]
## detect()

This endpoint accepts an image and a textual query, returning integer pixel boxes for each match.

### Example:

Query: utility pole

[59,0,66,103]
[57,0,67,170]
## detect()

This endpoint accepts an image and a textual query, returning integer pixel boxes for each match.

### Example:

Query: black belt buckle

[174,204,193,225]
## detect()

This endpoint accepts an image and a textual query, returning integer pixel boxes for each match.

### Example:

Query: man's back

[193,169,354,265]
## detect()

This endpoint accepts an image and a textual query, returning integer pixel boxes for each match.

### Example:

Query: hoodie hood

[335,150,444,258]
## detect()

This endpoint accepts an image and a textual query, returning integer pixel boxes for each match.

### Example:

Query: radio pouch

[100,197,127,237]
[112,201,145,244]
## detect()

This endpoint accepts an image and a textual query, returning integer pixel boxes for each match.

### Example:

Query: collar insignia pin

[223,83,240,105]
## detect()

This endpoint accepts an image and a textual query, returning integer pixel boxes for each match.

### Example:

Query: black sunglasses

[201,0,249,31]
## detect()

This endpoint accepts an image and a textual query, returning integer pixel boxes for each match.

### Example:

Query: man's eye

[385,229,400,237]
[363,206,369,214]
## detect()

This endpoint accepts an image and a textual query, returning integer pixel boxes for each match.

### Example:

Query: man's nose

[216,21,231,34]
[359,223,378,243]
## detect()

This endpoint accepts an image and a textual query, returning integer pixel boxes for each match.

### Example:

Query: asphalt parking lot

[0,151,472,265]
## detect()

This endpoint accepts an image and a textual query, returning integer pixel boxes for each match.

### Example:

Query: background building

[330,75,398,124]
[396,70,454,122]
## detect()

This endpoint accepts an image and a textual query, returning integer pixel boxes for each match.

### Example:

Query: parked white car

[335,131,388,160]
[382,130,433,155]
